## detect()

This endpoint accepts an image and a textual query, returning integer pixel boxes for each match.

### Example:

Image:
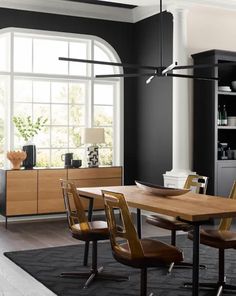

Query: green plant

[13,116,48,142]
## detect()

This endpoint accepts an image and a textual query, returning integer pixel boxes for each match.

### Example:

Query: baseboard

[0,210,106,224]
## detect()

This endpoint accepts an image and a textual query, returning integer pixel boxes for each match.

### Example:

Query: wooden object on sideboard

[0,166,122,227]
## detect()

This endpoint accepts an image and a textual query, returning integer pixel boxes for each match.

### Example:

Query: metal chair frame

[60,179,128,289]
[102,190,183,296]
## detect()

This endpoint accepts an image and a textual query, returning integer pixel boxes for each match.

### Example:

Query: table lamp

[82,128,105,167]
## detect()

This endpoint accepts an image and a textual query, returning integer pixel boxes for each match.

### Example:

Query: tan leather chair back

[218,181,236,231]
[184,175,208,194]
[60,179,89,232]
[102,190,144,259]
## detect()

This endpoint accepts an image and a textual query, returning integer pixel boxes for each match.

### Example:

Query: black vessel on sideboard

[22,144,36,169]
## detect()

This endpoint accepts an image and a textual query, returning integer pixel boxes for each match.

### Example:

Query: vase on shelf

[7,151,27,170]
[22,141,36,169]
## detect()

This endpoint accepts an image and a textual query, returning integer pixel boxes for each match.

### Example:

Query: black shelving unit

[192,49,236,196]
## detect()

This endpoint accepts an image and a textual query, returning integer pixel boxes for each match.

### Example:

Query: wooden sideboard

[0,166,122,226]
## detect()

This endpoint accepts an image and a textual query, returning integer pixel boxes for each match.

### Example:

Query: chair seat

[113,238,184,268]
[71,221,109,241]
[146,214,192,232]
[188,229,236,249]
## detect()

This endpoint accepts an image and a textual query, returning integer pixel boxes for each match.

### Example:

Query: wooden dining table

[77,185,236,296]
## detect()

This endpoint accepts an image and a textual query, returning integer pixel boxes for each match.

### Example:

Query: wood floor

[0,213,169,296]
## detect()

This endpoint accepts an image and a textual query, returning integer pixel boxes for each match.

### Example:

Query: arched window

[0,28,123,168]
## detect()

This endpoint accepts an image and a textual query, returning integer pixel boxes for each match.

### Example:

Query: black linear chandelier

[59,0,236,82]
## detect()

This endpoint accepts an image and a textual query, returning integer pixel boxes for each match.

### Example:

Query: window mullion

[67,81,69,151]
[49,80,52,166]
[9,32,14,152]
[89,39,94,128]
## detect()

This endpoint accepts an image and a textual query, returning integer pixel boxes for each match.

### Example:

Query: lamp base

[87,145,99,167]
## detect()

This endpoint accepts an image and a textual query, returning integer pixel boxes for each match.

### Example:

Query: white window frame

[0,27,124,168]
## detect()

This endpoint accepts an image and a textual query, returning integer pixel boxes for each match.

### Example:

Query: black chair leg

[171,230,176,246]
[167,230,177,273]
[83,241,89,266]
[140,268,154,296]
[91,240,97,271]
[141,268,147,296]
[218,249,225,284]
[61,240,129,289]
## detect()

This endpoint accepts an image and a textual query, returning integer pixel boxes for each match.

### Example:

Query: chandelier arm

[59,57,158,71]
[95,73,157,78]
[95,72,218,81]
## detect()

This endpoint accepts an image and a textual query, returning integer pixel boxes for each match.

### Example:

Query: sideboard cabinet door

[217,162,236,197]
[38,169,67,213]
[6,170,37,215]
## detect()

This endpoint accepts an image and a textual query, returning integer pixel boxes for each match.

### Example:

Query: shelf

[218,91,236,96]
[217,160,236,163]
[218,126,236,129]
[193,50,236,196]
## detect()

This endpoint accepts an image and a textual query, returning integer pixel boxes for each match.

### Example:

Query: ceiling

[65,0,137,9]
[99,0,236,9]
[99,0,162,5]
[0,0,236,23]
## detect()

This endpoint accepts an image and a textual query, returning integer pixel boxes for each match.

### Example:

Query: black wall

[0,8,173,185]
[134,12,173,184]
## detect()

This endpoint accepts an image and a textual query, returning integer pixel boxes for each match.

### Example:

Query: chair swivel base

[168,261,206,273]
[61,266,129,289]
[184,278,236,296]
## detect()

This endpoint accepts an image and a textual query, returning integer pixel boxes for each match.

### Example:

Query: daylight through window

[0,29,123,168]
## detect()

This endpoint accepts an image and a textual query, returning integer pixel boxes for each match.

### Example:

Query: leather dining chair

[102,190,183,296]
[60,179,128,289]
[146,174,208,273]
[186,181,236,295]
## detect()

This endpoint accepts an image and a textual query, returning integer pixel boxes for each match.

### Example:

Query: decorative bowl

[7,150,27,170]
[135,180,190,197]
[72,159,82,168]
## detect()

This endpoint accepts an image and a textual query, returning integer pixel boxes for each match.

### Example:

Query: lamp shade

[82,128,105,145]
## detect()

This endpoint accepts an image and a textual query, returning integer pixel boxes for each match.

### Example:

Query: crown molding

[0,0,236,24]
[0,0,133,23]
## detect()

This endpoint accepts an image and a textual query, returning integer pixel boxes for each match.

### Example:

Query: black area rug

[4,236,236,296]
